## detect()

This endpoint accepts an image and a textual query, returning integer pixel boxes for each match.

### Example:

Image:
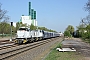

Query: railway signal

[10,22,13,41]
[11,22,13,26]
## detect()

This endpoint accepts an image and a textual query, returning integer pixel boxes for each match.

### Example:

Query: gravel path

[62,38,90,60]
[7,37,62,60]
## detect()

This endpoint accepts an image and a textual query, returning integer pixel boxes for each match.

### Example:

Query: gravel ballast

[7,37,62,60]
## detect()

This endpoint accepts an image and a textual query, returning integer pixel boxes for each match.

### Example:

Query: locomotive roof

[19,27,29,28]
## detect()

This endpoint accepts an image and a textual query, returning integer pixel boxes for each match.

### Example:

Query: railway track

[0,44,19,50]
[0,40,9,42]
[0,39,15,45]
[0,42,14,45]
[0,39,15,42]
[0,37,58,60]
[0,40,15,50]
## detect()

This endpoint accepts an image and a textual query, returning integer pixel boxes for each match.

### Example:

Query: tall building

[19,2,37,26]
[21,15,37,26]
[34,11,36,19]
[29,2,31,16]
[31,9,34,20]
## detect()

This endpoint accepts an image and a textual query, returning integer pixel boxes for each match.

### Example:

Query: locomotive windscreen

[19,28,28,31]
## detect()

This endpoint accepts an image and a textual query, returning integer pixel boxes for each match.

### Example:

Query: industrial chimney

[31,9,34,20]
[34,11,36,19]
[29,2,31,16]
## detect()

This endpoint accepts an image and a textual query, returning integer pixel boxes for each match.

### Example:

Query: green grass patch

[82,38,90,43]
[44,41,84,60]
[77,38,90,44]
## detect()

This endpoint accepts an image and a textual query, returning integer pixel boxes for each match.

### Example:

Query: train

[14,27,61,44]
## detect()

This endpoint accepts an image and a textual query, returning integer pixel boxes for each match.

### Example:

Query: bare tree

[0,3,10,37]
[80,15,90,26]
[81,0,90,25]
[0,3,9,22]
[85,15,90,24]
[85,0,90,14]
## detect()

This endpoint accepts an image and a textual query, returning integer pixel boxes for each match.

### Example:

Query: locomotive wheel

[36,37,38,41]
[40,37,43,40]
[18,40,23,45]
[31,37,34,43]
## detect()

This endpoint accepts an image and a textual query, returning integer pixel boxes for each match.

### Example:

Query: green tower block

[34,11,36,19]
[29,2,31,16]
[31,9,34,20]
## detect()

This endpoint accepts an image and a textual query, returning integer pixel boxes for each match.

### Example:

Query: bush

[64,31,71,37]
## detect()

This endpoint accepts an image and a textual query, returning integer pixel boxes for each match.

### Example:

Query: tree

[0,22,10,33]
[78,0,90,39]
[30,24,37,30]
[66,25,74,35]
[64,30,71,37]
[0,3,10,37]
[85,0,90,14]
[16,22,28,32]
[82,0,90,25]
[38,26,57,32]
[85,25,90,39]
[16,22,20,32]
[76,24,90,39]
[76,0,90,43]
[0,22,11,37]
[0,3,9,22]
[77,24,85,37]
[80,16,90,25]
[21,24,27,27]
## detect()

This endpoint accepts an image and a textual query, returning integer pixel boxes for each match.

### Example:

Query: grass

[83,39,90,43]
[44,41,84,60]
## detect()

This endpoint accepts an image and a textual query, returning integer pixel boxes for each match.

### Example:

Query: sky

[0,0,88,32]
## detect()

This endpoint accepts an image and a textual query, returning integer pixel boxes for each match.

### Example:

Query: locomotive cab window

[27,29,29,31]
[40,30,42,32]
[19,28,29,31]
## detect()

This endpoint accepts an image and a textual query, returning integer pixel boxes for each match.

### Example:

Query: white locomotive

[15,27,61,44]
[15,27,32,44]
[31,30,44,41]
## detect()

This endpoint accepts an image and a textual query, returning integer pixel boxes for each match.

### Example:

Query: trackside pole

[10,22,13,41]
